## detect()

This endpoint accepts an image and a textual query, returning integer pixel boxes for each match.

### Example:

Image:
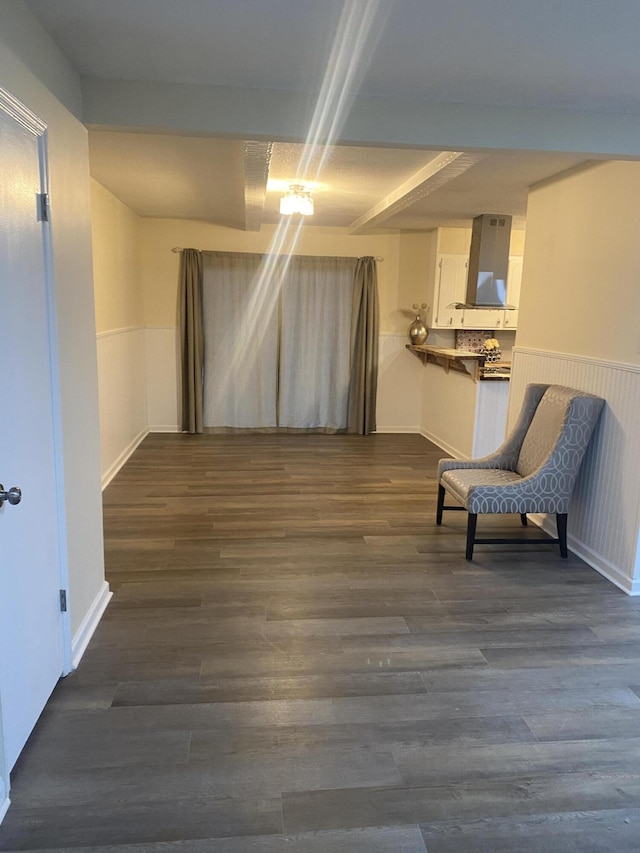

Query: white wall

[0,0,107,805]
[81,76,640,159]
[0,2,106,637]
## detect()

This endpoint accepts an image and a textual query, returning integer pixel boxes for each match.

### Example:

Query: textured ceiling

[87,130,588,231]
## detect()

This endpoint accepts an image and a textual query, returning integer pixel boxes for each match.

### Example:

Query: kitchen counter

[407,344,510,382]
[406,344,485,381]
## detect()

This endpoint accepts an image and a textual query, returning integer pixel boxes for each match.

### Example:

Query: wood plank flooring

[3,432,640,851]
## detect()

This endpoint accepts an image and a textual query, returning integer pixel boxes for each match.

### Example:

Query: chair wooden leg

[520,513,528,526]
[436,484,445,525]
[466,513,477,560]
[557,513,568,558]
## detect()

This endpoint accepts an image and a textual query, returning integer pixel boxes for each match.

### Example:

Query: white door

[0,89,65,771]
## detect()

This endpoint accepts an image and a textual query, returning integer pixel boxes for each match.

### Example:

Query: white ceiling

[26,0,636,231]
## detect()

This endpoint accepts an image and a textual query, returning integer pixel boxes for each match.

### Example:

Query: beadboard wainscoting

[375,334,423,433]
[97,327,148,488]
[511,346,640,594]
[145,326,181,432]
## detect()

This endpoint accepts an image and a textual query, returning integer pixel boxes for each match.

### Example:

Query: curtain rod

[171,246,384,261]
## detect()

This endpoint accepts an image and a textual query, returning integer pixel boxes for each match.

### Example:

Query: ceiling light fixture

[279,184,314,216]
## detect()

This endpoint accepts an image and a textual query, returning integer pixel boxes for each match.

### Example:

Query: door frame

[0,86,72,795]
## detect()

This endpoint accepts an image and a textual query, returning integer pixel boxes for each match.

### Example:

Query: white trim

[514,346,640,375]
[96,325,141,340]
[145,324,179,331]
[70,582,112,669]
[0,795,10,825]
[148,425,182,433]
[38,128,74,674]
[374,425,421,434]
[101,427,148,490]
[419,428,469,460]
[528,512,639,596]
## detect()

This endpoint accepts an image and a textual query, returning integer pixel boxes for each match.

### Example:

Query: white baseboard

[419,428,468,460]
[71,581,113,669]
[101,427,149,490]
[529,512,637,595]
[0,795,10,824]
[148,425,182,433]
[374,426,421,434]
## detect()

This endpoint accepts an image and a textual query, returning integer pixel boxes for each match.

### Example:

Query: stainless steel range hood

[464,213,512,308]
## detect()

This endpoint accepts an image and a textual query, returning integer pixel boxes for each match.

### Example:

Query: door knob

[0,484,22,507]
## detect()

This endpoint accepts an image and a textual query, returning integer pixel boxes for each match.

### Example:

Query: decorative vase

[408,315,428,345]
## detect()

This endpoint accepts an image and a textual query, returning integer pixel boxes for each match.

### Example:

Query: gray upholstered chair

[436,383,604,559]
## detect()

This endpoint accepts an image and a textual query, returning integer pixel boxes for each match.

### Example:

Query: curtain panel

[179,249,204,434]
[202,252,279,429]
[181,250,379,435]
[279,256,354,431]
[347,256,379,435]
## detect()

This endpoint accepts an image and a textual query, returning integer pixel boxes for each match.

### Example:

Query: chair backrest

[489,383,549,469]
[516,385,604,488]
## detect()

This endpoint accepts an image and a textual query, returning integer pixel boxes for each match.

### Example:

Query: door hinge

[37,192,49,222]
[59,589,67,612]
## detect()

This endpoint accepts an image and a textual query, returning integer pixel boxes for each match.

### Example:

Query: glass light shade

[298,195,314,216]
[279,185,314,216]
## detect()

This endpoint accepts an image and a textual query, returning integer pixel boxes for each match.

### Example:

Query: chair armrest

[437,455,513,478]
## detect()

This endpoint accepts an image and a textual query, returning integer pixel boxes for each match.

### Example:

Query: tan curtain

[347,256,379,435]
[179,249,204,434]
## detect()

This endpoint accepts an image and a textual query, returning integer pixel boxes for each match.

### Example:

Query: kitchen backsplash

[456,329,516,357]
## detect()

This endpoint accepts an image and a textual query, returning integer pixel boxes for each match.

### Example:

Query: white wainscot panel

[145,326,180,432]
[473,380,510,458]
[375,335,423,433]
[96,328,148,487]
[511,347,640,594]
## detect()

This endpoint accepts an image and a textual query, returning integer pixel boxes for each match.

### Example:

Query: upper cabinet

[461,307,504,329]
[432,252,523,330]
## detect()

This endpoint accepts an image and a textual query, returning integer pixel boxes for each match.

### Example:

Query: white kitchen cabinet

[461,307,504,329]
[432,254,466,328]
[432,252,523,330]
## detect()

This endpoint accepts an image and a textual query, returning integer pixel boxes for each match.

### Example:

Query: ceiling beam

[243,140,273,231]
[348,151,485,233]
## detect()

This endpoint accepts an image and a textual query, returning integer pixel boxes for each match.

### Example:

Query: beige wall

[517,161,640,364]
[91,180,148,481]
[437,226,526,256]
[138,219,409,334]
[91,179,143,334]
[135,218,437,430]
[397,230,435,315]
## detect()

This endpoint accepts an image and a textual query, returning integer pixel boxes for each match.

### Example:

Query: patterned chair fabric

[436,383,604,558]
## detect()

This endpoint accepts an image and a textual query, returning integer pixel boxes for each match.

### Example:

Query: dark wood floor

[3,432,640,851]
